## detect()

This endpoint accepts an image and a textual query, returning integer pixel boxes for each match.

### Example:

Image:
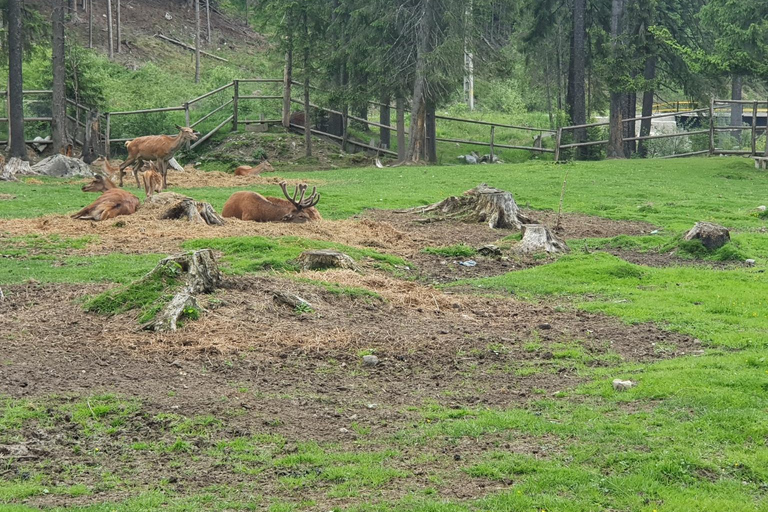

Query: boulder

[30,154,93,178]
[683,222,730,251]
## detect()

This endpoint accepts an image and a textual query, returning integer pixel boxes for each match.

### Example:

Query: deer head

[175,124,200,142]
[279,182,320,223]
[82,174,117,193]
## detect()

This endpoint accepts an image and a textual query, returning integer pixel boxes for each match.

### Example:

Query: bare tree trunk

[88,0,93,48]
[426,100,437,163]
[194,0,201,82]
[624,91,637,156]
[380,95,391,149]
[606,0,626,159]
[731,75,743,145]
[406,0,432,163]
[106,0,114,59]
[396,97,405,162]
[206,0,211,43]
[638,55,656,157]
[303,9,311,157]
[571,0,587,155]
[282,32,293,129]
[116,0,121,53]
[8,0,26,159]
[52,0,68,153]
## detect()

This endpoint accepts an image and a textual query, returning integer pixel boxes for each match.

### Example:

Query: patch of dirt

[0,193,16,200]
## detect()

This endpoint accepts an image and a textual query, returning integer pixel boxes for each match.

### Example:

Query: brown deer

[235,160,275,176]
[73,174,139,221]
[92,156,130,185]
[120,125,199,189]
[141,162,163,198]
[222,182,322,223]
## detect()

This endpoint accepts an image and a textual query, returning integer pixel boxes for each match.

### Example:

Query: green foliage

[422,244,477,258]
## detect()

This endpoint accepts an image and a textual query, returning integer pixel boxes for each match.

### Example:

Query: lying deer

[222,182,321,223]
[92,156,134,186]
[72,174,140,221]
[235,160,275,176]
[141,162,163,198]
[120,125,199,189]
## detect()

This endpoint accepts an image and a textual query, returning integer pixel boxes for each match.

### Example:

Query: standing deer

[120,125,199,189]
[222,182,322,223]
[141,162,163,198]
[73,174,139,221]
[235,160,275,176]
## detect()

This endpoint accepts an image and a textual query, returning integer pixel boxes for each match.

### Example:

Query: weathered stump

[296,250,361,272]
[683,222,730,251]
[143,249,222,332]
[273,291,313,311]
[399,184,533,229]
[1,158,32,181]
[516,224,569,254]
[161,198,225,226]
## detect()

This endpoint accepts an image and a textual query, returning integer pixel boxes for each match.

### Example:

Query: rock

[477,245,502,257]
[757,206,766,212]
[31,155,94,178]
[612,379,636,391]
[745,259,756,267]
[683,222,730,251]
[362,355,379,367]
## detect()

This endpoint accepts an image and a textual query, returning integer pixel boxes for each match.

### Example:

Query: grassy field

[1,156,767,511]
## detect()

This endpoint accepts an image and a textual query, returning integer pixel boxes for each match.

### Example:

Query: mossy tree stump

[296,250,361,272]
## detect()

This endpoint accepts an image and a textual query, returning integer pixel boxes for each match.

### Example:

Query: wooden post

[396,97,405,162]
[232,80,239,131]
[105,112,111,158]
[489,125,495,161]
[554,127,563,162]
[341,107,349,153]
[751,101,758,156]
[708,97,715,156]
[282,43,293,129]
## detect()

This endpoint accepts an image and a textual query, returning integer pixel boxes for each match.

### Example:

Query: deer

[73,174,140,221]
[141,162,163,198]
[92,156,129,185]
[120,125,199,189]
[235,160,275,176]
[222,182,322,223]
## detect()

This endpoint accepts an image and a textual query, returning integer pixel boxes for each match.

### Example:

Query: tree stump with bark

[160,198,225,225]
[399,183,534,229]
[296,250,361,272]
[0,158,32,181]
[143,249,222,332]
[683,222,730,251]
[516,224,569,254]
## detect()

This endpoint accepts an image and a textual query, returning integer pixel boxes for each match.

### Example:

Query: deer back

[221,191,320,223]
[72,189,139,221]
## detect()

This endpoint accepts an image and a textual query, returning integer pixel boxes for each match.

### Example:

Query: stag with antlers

[221,182,322,223]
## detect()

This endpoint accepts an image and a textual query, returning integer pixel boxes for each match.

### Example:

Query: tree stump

[516,224,569,254]
[0,158,32,181]
[142,249,222,332]
[399,183,533,229]
[160,198,225,226]
[296,250,361,272]
[683,222,730,251]
[273,291,313,311]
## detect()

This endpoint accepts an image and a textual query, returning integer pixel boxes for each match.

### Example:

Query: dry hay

[164,166,324,189]
[0,194,15,200]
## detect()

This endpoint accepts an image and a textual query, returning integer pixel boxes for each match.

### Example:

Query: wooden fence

[2,85,765,163]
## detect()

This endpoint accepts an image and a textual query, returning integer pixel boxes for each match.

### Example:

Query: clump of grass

[423,244,477,258]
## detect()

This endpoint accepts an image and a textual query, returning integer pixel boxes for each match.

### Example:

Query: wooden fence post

[105,112,111,158]
[341,107,349,153]
[751,101,758,156]
[708,98,715,156]
[489,126,495,161]
[232,80,239,132]
[554,127,563,162]
[396,97,405,162]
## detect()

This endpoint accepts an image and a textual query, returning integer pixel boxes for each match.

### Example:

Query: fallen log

[154,34,229,62]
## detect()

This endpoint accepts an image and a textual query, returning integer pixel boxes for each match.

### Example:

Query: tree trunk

[116,0,121,53]
[303,10,311,157]
[606,0,626,159]
[571,0,587,155]
[194,0,201,83]
[405,0,432,163]
[426,99,437,163]
[282,32,293,129]
[88,0,93,48]
[8,0,26,159]
[624,91,637,156]
[52,0,67,153]
[206,0,211,43]
[396,97,406,162]
[731,75,743,145]
[106,0,114,59]
[380,94,391,149]
[638,55,656,157]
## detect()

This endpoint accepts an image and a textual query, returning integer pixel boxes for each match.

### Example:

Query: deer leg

[161,160,168,189]
[119,157,136,188]
[133,160,143,189]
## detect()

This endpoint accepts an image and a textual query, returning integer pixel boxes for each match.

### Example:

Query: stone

[362,355,379,367]
[745,259,756,267]
[30,154,94,178]
[757,206,767,212]
[683,222,730,251]
[612,379,636,391]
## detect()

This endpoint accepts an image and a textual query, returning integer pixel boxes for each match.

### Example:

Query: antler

[280,181,320,211]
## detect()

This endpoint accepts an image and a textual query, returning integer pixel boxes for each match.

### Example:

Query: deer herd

[72,125,321,223]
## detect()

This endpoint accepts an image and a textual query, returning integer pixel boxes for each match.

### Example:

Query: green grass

[422,244,477,258]
[182,235,407,274]
[455,252,768,349]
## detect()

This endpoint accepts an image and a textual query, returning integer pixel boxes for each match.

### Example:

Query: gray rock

[612,379,636,391]
[362,355,379,367]
[745,259,756,267]
[683,221,730,251]
[757,206,766,212]
[30,155,94,178]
